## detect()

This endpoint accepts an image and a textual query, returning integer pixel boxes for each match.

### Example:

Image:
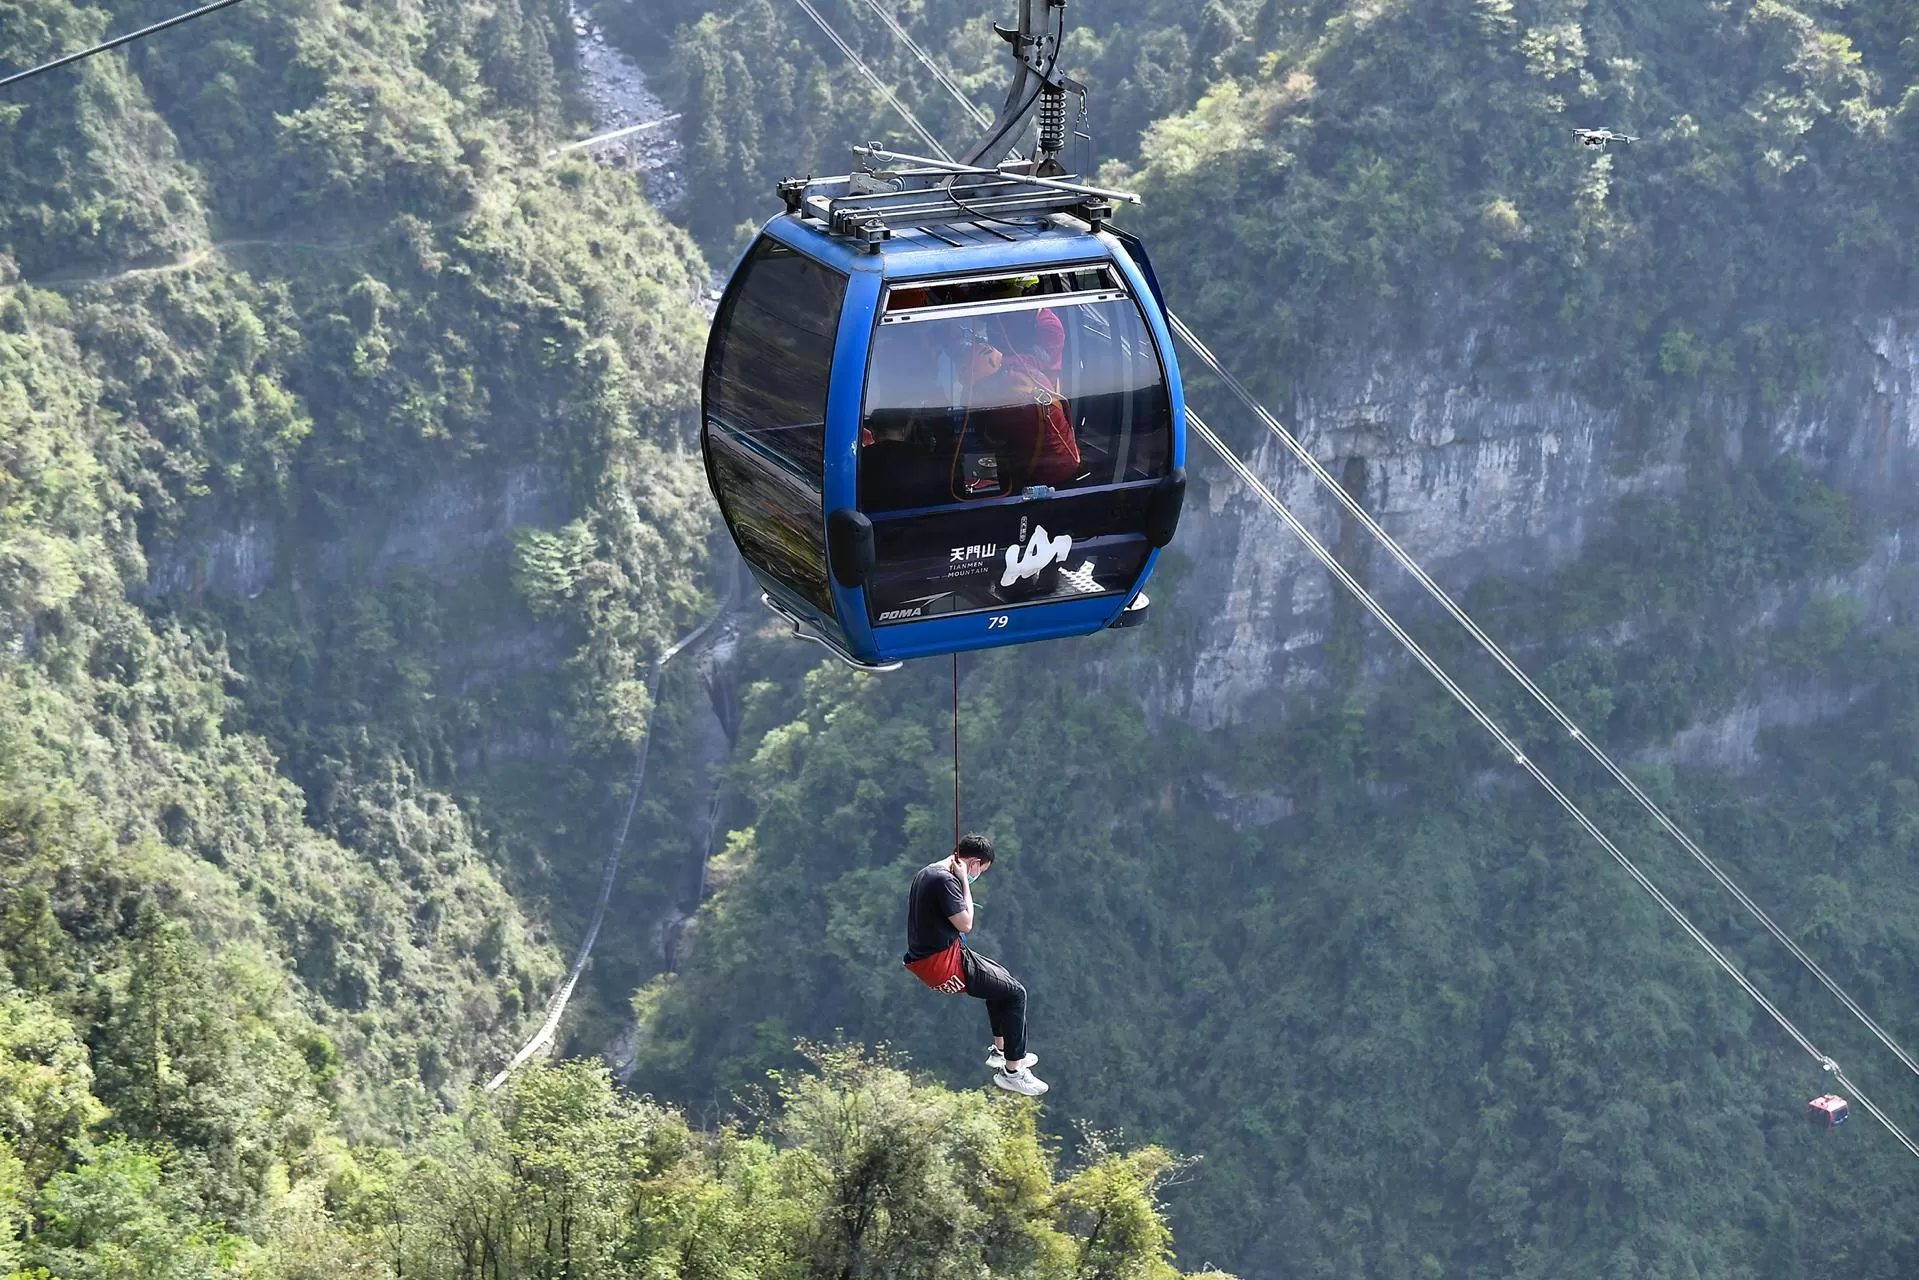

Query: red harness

[904,939,967,994]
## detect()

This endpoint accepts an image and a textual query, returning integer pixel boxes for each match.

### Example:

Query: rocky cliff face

[143,461,576,757]
[1159,313,1919,740]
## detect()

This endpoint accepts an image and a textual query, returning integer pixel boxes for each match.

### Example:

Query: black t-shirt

[904,860,967,962]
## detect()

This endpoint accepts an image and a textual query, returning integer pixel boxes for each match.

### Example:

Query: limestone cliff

[1157,314,1919,742]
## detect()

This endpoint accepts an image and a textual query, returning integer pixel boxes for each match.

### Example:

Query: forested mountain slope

[1123,0,1919,449]
[3,1,1217,1274]
[8,0,1919,1274]
[599,0,1919,1275]
[0,0,685,1260]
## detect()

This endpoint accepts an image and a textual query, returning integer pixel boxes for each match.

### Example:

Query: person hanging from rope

[902,833,1049,1096]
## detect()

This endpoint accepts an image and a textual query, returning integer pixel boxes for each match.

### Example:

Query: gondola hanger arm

[960,0,1071,168]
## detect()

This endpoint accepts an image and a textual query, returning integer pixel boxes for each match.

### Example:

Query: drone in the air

[1573,127,1639,148]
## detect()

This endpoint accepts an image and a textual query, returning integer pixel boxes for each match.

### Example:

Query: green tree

[0,1144,26,1274]
[0,992,108,1187]
[27,1139,256,1280]
[777,1041,1064,1278]
[1054,1131,1204,1280]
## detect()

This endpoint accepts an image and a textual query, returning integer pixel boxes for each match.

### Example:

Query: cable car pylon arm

[959,0,1076,173]
[779,1,1109,243]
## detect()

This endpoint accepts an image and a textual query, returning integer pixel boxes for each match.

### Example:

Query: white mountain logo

[1000,524,1073,588]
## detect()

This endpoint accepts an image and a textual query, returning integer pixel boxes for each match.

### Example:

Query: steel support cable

[857,0,992,129]
[1170,315,1919,1084]
[485,604,730,1092]
[1835,1068,1919,1160]
[552,113,682,157]
[1190,412,1919,1160]
[952,653,962,847]
[788,0,951,161]
[0,0,247,91]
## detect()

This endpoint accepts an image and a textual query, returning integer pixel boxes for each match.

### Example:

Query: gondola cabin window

[703,238,848,616]
[859,267,1172,511]
[856,267,1175,627]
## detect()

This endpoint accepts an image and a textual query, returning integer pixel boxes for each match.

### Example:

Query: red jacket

[985,308,1079,487]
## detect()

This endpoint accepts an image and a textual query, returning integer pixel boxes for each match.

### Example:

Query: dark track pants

[962,949,1028,1066]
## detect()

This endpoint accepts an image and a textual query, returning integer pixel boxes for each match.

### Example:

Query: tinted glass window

[704,238,847,615]
[707,428,838,617]
[859,270,1171,513]
[886,265,1116,309]
[708,239,845,473]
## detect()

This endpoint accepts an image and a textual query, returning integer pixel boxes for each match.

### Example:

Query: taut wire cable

[1169,314,1919,1083]
[1189,411,1919,1160]
[0,0,249,92]
[952,652,962,847]
[788,0,950,160]
[857,0,992,130]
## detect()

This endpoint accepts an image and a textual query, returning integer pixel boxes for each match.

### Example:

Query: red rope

[951,652,961,848]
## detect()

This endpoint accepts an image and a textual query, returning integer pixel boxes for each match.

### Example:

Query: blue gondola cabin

[701,163,1186,669]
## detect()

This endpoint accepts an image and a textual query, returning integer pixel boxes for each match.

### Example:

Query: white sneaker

[993,1065,1049,1097]
[985,1045,1038,1071]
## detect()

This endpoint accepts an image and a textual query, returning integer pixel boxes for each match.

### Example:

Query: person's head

[869,411,912,443]
[954,832,994,880]
[980,275,1039,300]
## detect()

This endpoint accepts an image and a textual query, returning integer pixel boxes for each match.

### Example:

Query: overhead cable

[0,0,248,92]
[788,0,952,161]
[857,0,992,129]
[1834,1066,1919,1160]
[1170,314,1919,1084]
[952,653,963,847]
[553,113,683,157]
[1190,411,1919,1161]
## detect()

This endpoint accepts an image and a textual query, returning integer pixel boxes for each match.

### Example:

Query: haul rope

[952,652,962,847]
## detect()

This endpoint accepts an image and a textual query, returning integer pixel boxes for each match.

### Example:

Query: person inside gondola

[860,407,950,511]
[861,286,965,512]
[863,278,1082,505]
[961,282,1079,494]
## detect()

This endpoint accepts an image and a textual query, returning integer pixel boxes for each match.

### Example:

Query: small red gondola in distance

[1807,1094,1849,1130]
